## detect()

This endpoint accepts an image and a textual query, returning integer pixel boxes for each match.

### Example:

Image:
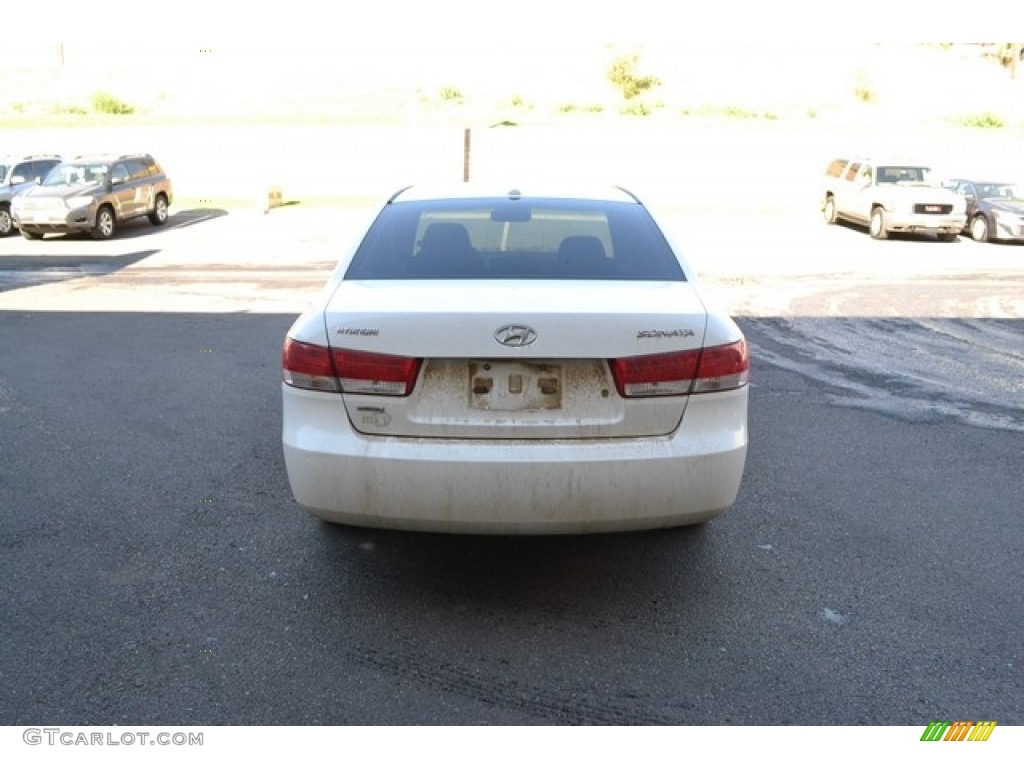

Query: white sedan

[282,185,748,534]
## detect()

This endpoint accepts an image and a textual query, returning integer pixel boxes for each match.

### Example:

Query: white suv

[822,157,966,241]
[0,155,62,237]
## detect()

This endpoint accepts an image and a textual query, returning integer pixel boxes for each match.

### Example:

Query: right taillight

[610,339,748,398]
[282,338,421,396]
[691,339,749,393]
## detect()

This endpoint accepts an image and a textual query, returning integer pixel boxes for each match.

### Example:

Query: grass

[3,45,1023,130]
[174,195,381,212]
[956,111,1006,128]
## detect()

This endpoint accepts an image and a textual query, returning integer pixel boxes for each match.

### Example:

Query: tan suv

[822,157,966,241]
[12,153,172,240]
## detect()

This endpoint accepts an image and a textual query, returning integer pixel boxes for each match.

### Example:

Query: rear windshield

[343,198,686,281]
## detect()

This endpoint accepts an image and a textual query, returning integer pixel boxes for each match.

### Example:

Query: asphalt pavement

[0,306,1021,725]
[0,198,1021,726]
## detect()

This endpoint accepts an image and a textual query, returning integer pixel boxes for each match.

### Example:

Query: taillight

[692,339,749,393]
[331,348,422,396]
[610,350,700,397]
[283,338,340,392]
[283,340,422,396]
[610,339,748,398]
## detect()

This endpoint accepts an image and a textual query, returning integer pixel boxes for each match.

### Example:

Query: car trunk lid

[322,280,709,439]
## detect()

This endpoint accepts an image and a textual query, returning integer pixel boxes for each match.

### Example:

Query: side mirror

[111,176,126,186]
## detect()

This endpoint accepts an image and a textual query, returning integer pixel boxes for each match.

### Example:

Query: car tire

[148,194,169,226]
[823,197,837,224]
[970,215,990,243]
[91,206,116,240]
[0,204,12,237]
[21,228,43,240]
[869,207,888,240]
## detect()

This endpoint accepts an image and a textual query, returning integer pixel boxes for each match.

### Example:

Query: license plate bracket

[468,361,562,411]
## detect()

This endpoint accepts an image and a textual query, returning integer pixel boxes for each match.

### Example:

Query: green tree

[606,53,661,100]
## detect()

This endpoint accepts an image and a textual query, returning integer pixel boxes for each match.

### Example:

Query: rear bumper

[282,384,748,534]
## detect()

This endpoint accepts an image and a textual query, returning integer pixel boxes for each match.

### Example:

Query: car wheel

[823,197,837,224]
[21,228,43,240]
[0,204,12,237]
[869,207,888,240]
[970,215,990,243]
[148,194,169,226]
[91,206,116,240]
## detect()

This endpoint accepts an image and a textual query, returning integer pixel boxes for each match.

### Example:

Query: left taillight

[283,338,341,392]
[282,338,421,397]
[610,339,749,398]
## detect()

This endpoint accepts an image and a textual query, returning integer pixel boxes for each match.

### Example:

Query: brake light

[283,340,422,396]
[692,339,749,393]
[283,338,340,392]
[331,348,422,396]
[611,350,700,397]
[610,339,748,398]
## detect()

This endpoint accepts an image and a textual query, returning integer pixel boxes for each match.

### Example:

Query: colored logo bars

[920,721,997,742]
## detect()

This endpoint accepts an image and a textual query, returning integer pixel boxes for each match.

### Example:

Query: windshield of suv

[43,163,109,187]
[876,166,933,185]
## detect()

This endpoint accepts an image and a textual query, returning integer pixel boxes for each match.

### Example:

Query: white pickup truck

[822,157,966,241]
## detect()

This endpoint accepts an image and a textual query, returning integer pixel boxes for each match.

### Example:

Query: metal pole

[463,128,471,182]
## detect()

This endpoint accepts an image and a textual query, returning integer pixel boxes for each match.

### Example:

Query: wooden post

[463,128,471,182]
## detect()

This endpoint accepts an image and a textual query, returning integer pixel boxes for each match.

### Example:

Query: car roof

[67,153,156,163]
[389,184,643,205]
[952,178,1013,184]
[0,154,61,162]
[852,158,931,167]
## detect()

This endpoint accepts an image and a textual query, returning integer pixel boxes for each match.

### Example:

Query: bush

[720,105,759,119]
[92,91,135,115]
[439,86,463,103]
[620,101,652,117]
[607,53,660,101]
[958,112,1005,128]
[854,84,875,104]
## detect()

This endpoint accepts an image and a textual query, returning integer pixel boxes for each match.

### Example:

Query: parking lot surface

[1,193,1022,725]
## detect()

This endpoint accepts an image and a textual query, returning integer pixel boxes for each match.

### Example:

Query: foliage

[91,91,135,115]
[620,101,652,117]
[439,86,463,103]
[957,112,1005,128]
[986,43,1023,70]
[606,53,661,100]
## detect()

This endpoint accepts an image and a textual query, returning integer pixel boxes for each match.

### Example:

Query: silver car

[0,154,62,237]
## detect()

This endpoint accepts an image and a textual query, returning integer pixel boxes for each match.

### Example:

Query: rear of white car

[282,186,748,533]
